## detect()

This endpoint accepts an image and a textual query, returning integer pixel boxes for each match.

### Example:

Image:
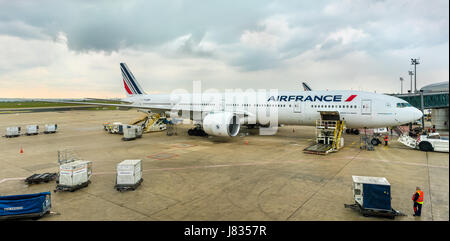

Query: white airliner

[50,63,423,137]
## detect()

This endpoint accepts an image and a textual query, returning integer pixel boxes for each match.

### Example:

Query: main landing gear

[345,128,360,135]
[188,125,208,137]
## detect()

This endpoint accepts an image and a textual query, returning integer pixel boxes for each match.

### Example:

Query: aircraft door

[290,103,302,124]
[361,100,372,115]
[293,103,301,113]
[220,98,225,111]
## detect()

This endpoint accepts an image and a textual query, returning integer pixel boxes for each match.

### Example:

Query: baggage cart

[26,125,39,135]
[5,127,21,138]
[25,173,58,185]
[0,192,52,220]
[344,203,406,219]
[115,178,143,192]
[54,180,91,192]
[115,159,143,191]
[55,160,92,192]
[44,124,57,134]
[345,176,407,219]
[122,125,141,141]
[360,135,374,151]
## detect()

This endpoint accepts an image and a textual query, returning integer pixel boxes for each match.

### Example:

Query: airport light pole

[399,77,404,94]
[408,70,414,93]
[411,58,420,93]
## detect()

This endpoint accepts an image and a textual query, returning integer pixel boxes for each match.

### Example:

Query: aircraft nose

[413,108,423,121]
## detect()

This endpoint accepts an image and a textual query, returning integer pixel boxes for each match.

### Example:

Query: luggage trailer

[344,176,406,219]
[0,192,52,220]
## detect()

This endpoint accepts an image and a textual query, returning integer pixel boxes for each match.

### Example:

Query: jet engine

[203,112,240,137]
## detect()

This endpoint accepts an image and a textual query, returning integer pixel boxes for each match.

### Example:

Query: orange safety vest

[412,190,424,204]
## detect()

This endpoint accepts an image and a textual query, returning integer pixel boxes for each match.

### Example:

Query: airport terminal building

[421,82,449,131]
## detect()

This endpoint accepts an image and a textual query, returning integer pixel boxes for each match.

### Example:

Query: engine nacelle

[203,112,240,137]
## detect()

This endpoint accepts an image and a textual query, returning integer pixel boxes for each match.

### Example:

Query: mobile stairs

[394,126,419,149]
[304,112,345,155]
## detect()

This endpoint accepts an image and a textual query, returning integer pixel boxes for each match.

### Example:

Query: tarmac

[0,109,448,221]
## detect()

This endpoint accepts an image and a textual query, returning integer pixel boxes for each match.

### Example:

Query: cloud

[326,27,368,45]
[240,16,293,49]
[161,33,217,58]
[0,0,448,97]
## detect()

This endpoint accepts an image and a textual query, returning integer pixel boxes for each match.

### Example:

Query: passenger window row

[311,104,358,109]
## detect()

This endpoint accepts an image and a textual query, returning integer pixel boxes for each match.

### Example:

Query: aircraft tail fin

[302,82,312,91]
[120,63,147,96]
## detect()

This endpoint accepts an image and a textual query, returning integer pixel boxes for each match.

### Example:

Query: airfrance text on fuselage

[267,94,357,102]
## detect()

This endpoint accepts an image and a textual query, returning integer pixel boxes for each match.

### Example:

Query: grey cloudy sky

[0,0,448,98]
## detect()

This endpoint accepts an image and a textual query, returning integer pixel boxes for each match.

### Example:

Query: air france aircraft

[52,63,423,137]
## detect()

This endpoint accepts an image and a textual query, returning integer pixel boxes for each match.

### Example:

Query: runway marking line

[147,152,179,160]
[172,143,197,148]
[0,177,26,184]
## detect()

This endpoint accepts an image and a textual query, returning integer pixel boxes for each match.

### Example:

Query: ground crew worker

[384,135,389,146]
[412,187,424,217]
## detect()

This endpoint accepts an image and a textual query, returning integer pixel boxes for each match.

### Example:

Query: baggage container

[123,125,136,139]
[0,192,51,220]
[5,126,21,137]
[116,159,142,185]
[26,125,39,135]
[44,124,57,133]
[108,122,123,134]
[59,160,92,187]
[345,176,406,219]
[122,125,138,140]
[352,176,391,211]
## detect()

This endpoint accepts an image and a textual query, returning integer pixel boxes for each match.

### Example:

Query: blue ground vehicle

[0,192,51,220]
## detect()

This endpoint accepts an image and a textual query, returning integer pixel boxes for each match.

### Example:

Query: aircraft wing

[84,98,133,104]
[41,100,256,118]
[41,100,169,112]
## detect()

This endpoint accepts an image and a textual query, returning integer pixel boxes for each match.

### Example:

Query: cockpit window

[396,103,412,108]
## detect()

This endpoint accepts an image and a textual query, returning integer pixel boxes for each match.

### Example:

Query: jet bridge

[303,111,345,155]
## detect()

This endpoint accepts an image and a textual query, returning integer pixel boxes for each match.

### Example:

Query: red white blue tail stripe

[120,63,146,95]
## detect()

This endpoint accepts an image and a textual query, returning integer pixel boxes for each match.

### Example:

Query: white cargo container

[44,124,57,133]
[59,160,92,187]
[5,127,21,137]
[122,125,141,140]
[26,125,39,135]
[116,160,142,185]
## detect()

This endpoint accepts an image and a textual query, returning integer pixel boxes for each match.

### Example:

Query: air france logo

[267,95,357,102]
